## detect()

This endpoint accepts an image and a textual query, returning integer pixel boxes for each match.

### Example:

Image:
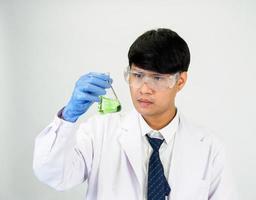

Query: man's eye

[153,76,163,81]
[133,73,143,78]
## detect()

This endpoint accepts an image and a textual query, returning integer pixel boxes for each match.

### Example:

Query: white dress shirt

[138,109,180,200]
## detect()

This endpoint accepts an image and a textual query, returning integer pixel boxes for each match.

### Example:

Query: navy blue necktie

[146,134,171,200]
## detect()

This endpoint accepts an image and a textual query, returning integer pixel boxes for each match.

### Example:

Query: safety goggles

[124,66,180,91]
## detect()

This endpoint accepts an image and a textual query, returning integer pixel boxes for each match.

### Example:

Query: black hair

[128,28,190,74]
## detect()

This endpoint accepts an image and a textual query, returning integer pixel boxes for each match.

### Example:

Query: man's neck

[142,107,177,130]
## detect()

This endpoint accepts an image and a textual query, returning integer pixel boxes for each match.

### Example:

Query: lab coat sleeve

[33,108,94,191]
[208,138,238,200]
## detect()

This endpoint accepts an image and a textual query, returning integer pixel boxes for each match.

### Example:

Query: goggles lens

[124,67,179,90]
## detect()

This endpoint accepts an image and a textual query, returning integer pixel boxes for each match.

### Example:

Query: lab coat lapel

[118,109,143,192]
[168,113,184,199]
[168,113,208,199]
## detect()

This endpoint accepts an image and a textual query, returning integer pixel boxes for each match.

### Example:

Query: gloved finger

[81,72,111,82]
[88,72,112,83]
[74,88,103,102]
[88,76,112,88]
[78,83,107,96]
[78,76,112,89]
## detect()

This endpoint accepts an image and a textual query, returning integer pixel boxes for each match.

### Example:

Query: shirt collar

[138,108,180,144]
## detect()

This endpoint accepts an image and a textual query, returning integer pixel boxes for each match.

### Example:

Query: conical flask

[98,74,121,114]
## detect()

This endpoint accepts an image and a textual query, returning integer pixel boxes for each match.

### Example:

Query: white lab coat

[33,109,236,200]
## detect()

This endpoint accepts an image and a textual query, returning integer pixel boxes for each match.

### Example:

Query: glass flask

[98,75,121,114]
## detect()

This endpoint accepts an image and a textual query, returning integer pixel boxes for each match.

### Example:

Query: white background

[1,0,255,199]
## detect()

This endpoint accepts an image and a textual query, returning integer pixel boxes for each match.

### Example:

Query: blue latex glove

[62,72,112,122]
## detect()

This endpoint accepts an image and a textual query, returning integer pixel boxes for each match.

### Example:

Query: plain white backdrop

[1,0,255,199]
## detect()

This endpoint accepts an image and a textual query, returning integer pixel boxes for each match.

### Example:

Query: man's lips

[137,97,153,103]
[137,98,154,107]
[138,99,153,103]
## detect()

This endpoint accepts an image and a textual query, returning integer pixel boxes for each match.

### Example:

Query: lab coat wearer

[33,108,236,200]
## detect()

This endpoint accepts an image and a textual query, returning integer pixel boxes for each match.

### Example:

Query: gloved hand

[62,72,112,122]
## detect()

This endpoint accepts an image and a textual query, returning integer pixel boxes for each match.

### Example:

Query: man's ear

[176,72,187,92]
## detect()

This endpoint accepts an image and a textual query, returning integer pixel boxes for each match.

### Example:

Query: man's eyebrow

[132,70,166,76]
[146,72,168,76]
[151,72,165,76]
[131,68,145,73]
[131,70,143,73]
[132,68,163,75]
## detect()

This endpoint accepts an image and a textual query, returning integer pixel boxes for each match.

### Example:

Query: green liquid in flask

[98,96,121,114]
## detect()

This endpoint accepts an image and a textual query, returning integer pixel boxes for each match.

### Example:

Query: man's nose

[139,81,153,94]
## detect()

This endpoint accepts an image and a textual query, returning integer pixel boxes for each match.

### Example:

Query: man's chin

[135,107,156,117]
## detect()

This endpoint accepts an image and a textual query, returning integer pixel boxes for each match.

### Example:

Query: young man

[33,28,236,200]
